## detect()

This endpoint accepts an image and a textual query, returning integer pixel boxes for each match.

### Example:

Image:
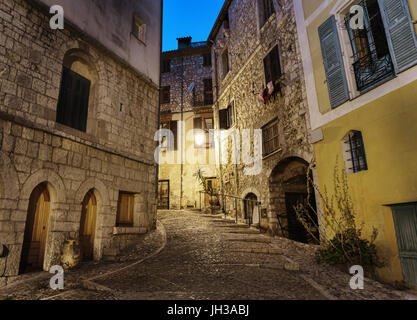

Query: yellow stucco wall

[158,111,217,209]
[314,79,417,283]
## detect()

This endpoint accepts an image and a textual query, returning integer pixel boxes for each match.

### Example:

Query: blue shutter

[378,0,417,73]
[318,16,349,109]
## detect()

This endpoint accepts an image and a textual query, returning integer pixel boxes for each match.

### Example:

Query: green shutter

[378,0,417,73]
[318,16,349,109]
[392,204,417,288]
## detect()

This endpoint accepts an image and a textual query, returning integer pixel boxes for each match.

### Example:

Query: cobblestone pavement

[1,210,415,300]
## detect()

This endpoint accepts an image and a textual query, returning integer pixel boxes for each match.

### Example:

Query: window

[345,0,394,92]
[56,66,90,132]
[221,49,230,79]
[116,192,135,227]
[161,86,170,104]
[263,45,282,85]
[224,13,230,30]
[194,115,214,148]
[318,1,417,108]
[219,103,235,130]
[132,15,146,43]
[262,118,279,157]
[342,131,368,174]
[162,59,171,73]
[260,0,275,27]
[203,79,213,105]
[203,53,212,67]
[160,120,178,150]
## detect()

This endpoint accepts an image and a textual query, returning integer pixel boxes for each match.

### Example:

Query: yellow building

[294,0,417,287]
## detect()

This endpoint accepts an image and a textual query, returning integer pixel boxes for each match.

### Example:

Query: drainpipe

[155,0,164,214]
[210,41,225,213]
[180,56,184,209]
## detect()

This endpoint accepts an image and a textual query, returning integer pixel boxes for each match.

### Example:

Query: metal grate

[345,0,395,92]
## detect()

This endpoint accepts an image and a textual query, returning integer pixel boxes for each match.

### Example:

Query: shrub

[294,159,384,269]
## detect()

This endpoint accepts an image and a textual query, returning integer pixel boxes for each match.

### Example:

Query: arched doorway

[80,190,97,260]
[244,193,259,226]
[269,157,319,244]
[20,183,51,273]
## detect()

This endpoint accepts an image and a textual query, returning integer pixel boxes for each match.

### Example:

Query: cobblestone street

[1,210,415,300]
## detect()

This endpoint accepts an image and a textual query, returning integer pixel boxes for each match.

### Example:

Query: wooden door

[158,181,170,210]
[392,204,417,288]
[80,191,97,260]
[20,184,50,272]
[204,178,217,207]
[244,193,258,225]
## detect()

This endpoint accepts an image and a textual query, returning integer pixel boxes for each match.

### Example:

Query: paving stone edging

[40,221,167,300]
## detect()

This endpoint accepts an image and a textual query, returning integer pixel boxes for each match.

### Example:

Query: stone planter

[61,239,81,270]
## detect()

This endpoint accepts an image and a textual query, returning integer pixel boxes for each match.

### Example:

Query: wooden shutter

[392,204,417,287]
[263,53,272,85]
[378,0,417,73]
[318,16,349,109]
[57,66,90,132]
[194,117,203,130]
[117,193,134,227]
[204,79,213,105]
[219,109,228,130]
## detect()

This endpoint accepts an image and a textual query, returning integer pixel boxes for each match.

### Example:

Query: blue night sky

[163,0,225,52]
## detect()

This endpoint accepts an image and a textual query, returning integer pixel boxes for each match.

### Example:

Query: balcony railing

[353,50,394,92]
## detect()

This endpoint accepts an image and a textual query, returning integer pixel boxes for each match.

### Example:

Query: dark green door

[392,203,417,288]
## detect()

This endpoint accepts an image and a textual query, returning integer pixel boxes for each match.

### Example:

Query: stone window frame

[221,48,230,80]
[114,191,145,235]
[162,59,171,73]
[132,14,147,45]
[262,117,280,158]
[256,0,277,31]
[60,49,100,138]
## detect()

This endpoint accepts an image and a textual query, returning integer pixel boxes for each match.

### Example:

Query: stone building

[158,37,217,210]
[209,0,316,239]
[0,0,162,286]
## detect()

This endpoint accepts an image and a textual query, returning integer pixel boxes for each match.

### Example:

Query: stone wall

[161,45,212,114]
[0,0,159,286]
[211,0,314,235]
[159,44,216,209]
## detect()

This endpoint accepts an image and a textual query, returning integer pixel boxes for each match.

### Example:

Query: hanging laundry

[267,81,275,95]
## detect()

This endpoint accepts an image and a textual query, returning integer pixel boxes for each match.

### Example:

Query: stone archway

[269,157,318,243]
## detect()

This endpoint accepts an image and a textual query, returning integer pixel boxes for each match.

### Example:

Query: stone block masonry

[210,0,315,237]
[0,0,159,286]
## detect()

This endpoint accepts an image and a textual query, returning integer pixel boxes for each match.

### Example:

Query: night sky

[162,0,225,52]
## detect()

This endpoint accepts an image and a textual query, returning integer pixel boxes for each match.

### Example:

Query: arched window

[57,50,98,134]
[342,130,368,174]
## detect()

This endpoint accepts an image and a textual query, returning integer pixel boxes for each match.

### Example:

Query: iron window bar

[345,0,395,92]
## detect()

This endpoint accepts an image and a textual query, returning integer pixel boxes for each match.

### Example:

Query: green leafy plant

[294,159,384,269]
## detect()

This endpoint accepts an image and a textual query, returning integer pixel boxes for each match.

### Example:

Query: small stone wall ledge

[113,227,148,235]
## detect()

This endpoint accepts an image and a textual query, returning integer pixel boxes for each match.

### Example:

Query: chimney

[177,37,192,49]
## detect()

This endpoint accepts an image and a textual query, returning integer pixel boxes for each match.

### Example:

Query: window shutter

[318,16,349,109]
[78,77,90,132]
[378,0,417,73]
[194,117,202,130]
[219,109,228,129]
[56,66,90,132]
[270,46,282,83]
